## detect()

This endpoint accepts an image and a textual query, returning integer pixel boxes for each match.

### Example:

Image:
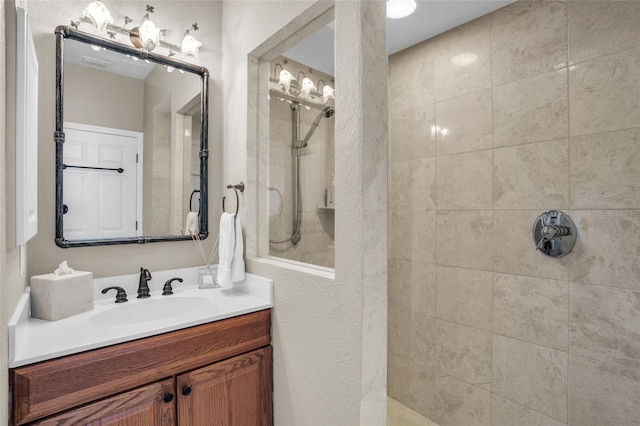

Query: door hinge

[136,153,139,163]
[135,221,138,231]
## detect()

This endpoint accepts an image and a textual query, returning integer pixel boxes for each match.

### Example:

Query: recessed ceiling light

[387,0,418,19]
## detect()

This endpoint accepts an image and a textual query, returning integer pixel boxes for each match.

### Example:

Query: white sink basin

[89,296,213,327]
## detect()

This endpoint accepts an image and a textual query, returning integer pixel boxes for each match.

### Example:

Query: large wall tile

[389,46,436,115]
[388,352,437,418]
[437,150,493,210]
[435,89,492,156]
[570,283,640,371]
[493,69,568,147]
[494,140,569,210]
[389,104,436,163]
[492,335,568,422]
[436,266,492,331]
[389,300,411,357]
[491,395,567,426]
[569,355,640,426]
[410,312,437,364]
[491,1,567,86]
[436,210,493,271]
[434,16,491,102]
[389,211,436,263]
[436,320,492,390]
[389,158,436,211]
[568,1,640,65]
[569,47,640,137]
[494,273,569,351]
[569,210,640,290]
[493,210,570,281]
[570,128,640,209]
[389,259,436,316]
[432,376,490,426]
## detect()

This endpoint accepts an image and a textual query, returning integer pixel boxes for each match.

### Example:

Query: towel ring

[222,182,245,215]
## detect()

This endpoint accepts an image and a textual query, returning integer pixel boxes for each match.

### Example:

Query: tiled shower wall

[387,2,640,425]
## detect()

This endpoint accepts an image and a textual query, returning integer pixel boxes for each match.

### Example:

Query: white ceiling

[284,0,514,76]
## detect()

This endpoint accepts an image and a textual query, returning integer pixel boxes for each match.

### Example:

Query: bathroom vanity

[8,268,274,425]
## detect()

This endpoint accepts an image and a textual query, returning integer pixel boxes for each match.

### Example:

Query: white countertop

[8,266,273,368]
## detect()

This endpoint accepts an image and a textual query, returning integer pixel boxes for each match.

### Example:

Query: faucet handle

[162,278,184,295]
[102,286,128,303]
[141,267,152,280]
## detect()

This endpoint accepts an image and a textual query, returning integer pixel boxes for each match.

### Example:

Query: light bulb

[138,17,159,51]
[83,1,113,32]
[181,34,202,57]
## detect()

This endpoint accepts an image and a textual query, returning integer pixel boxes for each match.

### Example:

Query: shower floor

[387,398,440,426]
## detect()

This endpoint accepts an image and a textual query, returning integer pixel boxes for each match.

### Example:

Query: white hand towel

[217,213,235,287]
[231,214,245,283]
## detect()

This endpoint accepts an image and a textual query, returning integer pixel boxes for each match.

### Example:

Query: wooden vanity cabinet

[11,310,272,426]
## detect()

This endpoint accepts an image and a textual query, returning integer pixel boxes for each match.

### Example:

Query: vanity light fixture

[386,0,418,19]
[76,4,204,60]
[181,23,202,57]
[82,1,113,32]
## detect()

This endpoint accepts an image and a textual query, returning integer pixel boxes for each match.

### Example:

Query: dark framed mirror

[54,26,209,248]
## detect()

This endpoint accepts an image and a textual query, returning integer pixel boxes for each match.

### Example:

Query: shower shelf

[317,204,335,212]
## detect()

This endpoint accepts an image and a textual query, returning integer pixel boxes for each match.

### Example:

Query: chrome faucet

[137,267,152,298]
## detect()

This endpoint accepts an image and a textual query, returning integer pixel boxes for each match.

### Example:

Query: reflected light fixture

[182,23,202,57]
[322,84,335,104]
[82,1,113,32]
[386,0,418,19]
[278,70,296,92]
[451,53,478,66]
[301,77,317,99]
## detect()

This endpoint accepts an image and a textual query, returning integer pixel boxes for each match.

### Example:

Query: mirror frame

[54,26,209,248]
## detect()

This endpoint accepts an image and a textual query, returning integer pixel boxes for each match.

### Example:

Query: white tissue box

[30,271,94,321]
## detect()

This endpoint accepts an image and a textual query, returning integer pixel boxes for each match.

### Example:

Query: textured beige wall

[388,2,640,425]
[227,0,387,424]
[64,62,144,132]
[26,1,223,278]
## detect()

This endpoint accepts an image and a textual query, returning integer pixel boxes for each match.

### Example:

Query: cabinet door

[32,379,175,426]
[177,346,272,426]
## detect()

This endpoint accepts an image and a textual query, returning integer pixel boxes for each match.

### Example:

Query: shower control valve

[532,210,577,258]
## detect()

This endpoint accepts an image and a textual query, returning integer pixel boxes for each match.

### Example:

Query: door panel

[178,347,273,426]
[32,379,175,426]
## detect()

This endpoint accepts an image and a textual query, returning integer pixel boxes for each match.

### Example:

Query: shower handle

[532,210,577,258]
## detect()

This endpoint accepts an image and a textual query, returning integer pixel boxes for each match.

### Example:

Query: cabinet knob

[182,386,192,396]
[163,393,174,403]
